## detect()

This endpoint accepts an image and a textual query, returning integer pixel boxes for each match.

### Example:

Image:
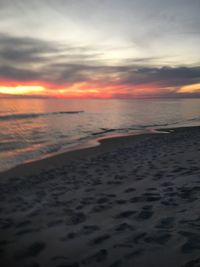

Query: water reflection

[0,98,200,171]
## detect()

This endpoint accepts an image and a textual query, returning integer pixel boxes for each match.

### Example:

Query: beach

[0,126,200,267]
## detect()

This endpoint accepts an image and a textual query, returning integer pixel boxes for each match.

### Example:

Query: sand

[0,126,200,267]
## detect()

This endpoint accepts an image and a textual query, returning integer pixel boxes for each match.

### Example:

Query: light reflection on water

[0,98,200,172]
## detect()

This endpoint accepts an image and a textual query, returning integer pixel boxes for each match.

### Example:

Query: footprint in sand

[124,188,136,193]
[60,232,76,241]
[142,192,161,202]
[16,227,41,236]
[91,204,111,213]
[155,217,175,230]
[82,249,108,265]
[81,225,100,235]
[0,218,14,229]
[96,197,110,204]
[179,231,200,253]
[15,220,31,228]
[124,248,143,260]
[92,234,110,245]
[15,241,46,260]
[115,199,127,205]
[115,210,136,219]
[129,196,141,203]
[115,222,135,232]
[144,231,171,245]
[47,219,63,228]
[109,259,123,267]
[66,212,86,225]
[182,258,200,267]
[137,209,154,220]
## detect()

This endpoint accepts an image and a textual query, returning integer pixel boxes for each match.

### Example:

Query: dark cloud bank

[0,34,200,97]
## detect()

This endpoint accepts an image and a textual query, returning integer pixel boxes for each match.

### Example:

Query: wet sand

[0,126,200,267]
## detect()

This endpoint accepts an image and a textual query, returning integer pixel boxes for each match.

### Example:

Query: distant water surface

[0,98,200,172]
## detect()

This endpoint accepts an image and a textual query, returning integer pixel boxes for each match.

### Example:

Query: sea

[0,98,200,172]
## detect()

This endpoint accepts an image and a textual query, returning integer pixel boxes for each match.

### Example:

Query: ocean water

[0,98,200,172]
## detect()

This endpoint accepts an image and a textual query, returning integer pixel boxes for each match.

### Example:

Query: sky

[0,0,200,98]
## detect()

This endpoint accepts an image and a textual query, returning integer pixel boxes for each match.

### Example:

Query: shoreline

[0,129,161,179]
[0,125,198,180]
[0,124,200,267]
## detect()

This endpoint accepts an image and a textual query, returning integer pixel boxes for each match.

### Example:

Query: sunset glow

[1,2,200,266]
[1,81,200,98]
[0,80,166,99]
[178,83,200,94]
[0,85,45,95]
[0,0,199,99]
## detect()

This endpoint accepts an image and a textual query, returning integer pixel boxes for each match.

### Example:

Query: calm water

[0,98,200,172]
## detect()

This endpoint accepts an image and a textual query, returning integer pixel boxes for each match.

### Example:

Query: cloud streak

[0,33,200,98]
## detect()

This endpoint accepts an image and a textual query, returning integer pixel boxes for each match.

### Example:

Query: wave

[91,128,116,136]
[186,116,200,123]
[134,117,200,130]
[0,110,84,121]
[88,116,200,139]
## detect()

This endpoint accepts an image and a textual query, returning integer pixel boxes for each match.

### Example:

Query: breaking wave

[0,110,84,121]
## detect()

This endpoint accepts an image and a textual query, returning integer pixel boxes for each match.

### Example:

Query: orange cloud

[0,78,199,99]
[0,81,167,98]
[178,83,200,93]
[0,85,45,95]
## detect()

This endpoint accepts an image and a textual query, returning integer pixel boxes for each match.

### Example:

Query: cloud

[0,33,100,65]
[0,33,104,83]
[121,66,200,87]
[0,33,200,97]
[0,65,42,81]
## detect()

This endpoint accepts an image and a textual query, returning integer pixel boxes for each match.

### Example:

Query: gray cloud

[0,34,200,96]
[1,0,199,61]
[0,34,104,82]
[0,34,101,65]
[0,65,42,81]
[0,34,59,65]
[121,66,200,87]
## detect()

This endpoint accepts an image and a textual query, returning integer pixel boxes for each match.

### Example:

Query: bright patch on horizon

[0,85,45,95]
[178,83,200,93]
